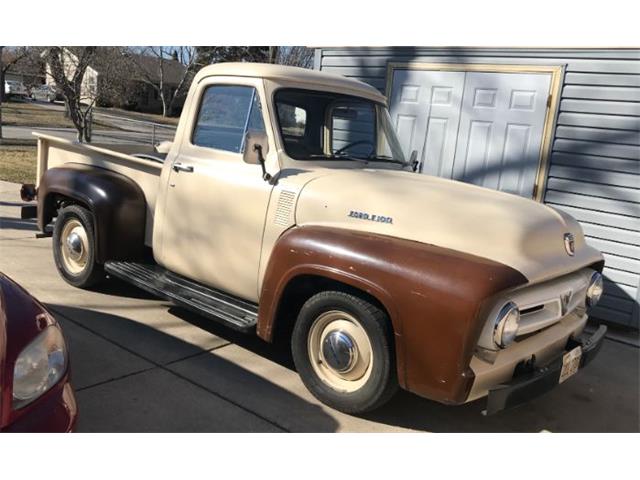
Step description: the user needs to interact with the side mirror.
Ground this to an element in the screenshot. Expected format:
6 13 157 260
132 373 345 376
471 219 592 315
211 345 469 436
243 131 269 165
243 131 271 181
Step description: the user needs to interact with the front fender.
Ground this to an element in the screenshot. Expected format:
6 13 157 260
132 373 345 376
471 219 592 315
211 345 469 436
258 226 528 404
38 164 146 263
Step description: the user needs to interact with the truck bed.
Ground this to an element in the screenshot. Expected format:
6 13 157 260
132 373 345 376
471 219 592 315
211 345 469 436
33 133 164 246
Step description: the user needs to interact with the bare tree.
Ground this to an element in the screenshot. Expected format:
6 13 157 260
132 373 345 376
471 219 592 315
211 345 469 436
273 47 314 68
44 46 97 142
192 46 271 66
1 46 41 141
126 46 196 117
0 46 34 101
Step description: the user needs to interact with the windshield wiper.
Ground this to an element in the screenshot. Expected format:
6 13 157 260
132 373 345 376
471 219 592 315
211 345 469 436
308 153 369 164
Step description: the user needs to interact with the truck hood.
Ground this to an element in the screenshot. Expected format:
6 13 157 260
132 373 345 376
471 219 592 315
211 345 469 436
294 168 603 284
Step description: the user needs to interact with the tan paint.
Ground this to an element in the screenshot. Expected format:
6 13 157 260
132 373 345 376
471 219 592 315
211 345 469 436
384 62 564 202
153 75 279 301
294 168 602 286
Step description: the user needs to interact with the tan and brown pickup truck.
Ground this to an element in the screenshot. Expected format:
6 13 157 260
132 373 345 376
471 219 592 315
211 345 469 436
20 63 607 415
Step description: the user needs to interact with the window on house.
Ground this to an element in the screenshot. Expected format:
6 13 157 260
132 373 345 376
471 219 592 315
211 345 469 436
192 85 265 153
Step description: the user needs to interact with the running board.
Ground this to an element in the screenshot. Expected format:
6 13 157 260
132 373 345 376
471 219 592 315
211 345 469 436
104 261 258 332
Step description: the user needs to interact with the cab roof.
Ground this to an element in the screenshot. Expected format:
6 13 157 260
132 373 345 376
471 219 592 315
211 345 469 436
194 62 387 104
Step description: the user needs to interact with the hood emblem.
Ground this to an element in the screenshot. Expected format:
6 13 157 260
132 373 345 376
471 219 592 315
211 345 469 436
564 233 575 256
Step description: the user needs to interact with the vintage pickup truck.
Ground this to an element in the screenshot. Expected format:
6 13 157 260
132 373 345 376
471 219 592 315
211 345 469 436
20 63 607 415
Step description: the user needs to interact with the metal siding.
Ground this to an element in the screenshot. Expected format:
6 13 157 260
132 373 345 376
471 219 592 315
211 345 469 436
318 48 640 328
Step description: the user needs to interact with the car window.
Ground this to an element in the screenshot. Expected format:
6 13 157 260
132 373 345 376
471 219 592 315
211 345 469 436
192 85 265 153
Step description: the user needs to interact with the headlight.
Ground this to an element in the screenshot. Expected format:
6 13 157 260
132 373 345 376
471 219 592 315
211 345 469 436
12 325 67 409
493 302 520 349
586 271 604 308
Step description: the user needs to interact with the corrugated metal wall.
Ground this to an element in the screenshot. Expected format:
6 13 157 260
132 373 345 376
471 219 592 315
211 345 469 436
316 48 640 328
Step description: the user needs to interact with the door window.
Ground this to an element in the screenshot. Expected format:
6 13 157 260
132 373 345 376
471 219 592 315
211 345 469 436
192 85 265 153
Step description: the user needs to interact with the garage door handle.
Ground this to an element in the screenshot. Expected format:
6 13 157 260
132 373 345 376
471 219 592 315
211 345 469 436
173 163 194 173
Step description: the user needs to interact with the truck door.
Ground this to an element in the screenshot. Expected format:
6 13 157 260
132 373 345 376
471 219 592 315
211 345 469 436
156 78 276 302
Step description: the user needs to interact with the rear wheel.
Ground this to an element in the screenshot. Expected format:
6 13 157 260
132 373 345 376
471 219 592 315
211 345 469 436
292 291 398 414
53 204 104 288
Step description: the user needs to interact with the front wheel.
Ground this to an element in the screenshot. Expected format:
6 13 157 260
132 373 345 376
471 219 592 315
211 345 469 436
53 204 104 288
292 291 398 414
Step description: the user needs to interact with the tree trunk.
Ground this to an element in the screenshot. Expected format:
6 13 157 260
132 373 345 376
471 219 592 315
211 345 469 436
269 46 278 64
160 90 167 117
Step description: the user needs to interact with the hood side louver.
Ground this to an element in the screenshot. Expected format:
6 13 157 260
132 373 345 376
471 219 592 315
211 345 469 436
274 190 296 227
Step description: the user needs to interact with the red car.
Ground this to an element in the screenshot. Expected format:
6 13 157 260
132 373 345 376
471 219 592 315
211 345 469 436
0 273 77 432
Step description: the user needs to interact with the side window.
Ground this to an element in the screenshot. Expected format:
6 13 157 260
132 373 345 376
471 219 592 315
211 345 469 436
192 85 265 153
330 103 375 157
277 103 307 137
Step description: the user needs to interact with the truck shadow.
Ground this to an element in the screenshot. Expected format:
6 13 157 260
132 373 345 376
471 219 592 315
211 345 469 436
0 216 38 231
172 305 640 433
47 303 339 433
52 273 640 433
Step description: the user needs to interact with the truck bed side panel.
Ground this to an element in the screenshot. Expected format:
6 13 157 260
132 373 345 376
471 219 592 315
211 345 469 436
35 135 162 246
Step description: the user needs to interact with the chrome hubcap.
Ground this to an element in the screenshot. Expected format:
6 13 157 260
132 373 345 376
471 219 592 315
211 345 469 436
66 232 84 261
60 219 89 275
308 310 373 393
321 330 357 373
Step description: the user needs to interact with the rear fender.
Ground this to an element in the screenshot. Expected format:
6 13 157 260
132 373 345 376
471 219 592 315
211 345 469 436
38 164 146 263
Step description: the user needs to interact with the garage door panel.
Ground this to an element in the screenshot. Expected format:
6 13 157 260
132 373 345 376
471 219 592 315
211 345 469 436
390 70 464 167
499 123 533 193
395 114 418 157
422 117 450 176
456 120 493 184
452 72 552 197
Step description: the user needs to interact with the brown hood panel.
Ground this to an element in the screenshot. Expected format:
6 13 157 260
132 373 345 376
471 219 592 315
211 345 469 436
258 226 527 404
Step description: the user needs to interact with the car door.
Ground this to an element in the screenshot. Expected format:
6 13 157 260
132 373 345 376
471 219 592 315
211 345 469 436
157 78 276 302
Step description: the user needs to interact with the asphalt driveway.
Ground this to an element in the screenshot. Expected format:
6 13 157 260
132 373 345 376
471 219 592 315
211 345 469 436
0 179 638 432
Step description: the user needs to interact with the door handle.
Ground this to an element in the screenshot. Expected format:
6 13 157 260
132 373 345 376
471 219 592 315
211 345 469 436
172 162 194 173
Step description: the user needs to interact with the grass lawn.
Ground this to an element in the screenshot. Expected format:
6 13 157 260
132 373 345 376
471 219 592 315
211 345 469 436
0 145 37 184
1 100 74 128
1 100 118 131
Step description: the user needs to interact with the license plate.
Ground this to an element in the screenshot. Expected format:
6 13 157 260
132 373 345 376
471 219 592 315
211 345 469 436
559 346 582 383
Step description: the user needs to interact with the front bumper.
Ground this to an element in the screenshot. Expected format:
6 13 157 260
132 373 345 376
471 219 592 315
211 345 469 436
1 380 78 433
484 324 607 415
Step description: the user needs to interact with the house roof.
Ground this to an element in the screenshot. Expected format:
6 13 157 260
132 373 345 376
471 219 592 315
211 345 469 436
194 62 387 103
91 51 187 86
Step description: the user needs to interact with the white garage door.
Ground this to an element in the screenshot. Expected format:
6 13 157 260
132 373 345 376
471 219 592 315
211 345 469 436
389 69 552 198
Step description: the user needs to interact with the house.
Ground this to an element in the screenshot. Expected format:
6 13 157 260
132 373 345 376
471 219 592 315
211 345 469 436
1 49 45 88
314 47 640 329
44 48 187 114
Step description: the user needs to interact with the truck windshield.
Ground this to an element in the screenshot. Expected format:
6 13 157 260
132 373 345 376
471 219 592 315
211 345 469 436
274 88 406 165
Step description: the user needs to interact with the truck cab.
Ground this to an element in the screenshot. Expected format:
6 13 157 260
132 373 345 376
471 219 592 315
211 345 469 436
154 64 407 302
22 63 607 415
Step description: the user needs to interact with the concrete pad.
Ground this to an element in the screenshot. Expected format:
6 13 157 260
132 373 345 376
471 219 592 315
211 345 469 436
168 343 410 432
55 316 154 390
75 368 281 432
360 339 640 432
